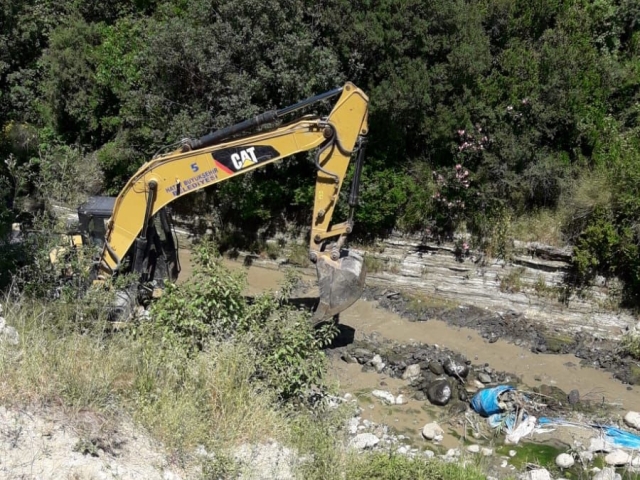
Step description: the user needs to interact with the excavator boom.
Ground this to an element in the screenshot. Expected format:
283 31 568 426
97 83 369 322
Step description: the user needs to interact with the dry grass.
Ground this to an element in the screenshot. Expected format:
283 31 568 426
0 298 285 460
510 209 565 246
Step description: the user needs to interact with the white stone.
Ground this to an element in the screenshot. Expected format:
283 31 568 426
421 422 444 441
624 411 640 431
371 354 383 366
0 317 19 346
589 437 614 453
521 468 552 480
397 446 409 455
580 451 594 463
500 460 508 468
445 448 460 457
348 433 380 450
372 390 396 405
402 364 422 381
348 417 359 435
394 394 407 405
556 453 574 468
509 450 517 457
466 444 480 453
592 467 618 480
424 450 435 458
604 449 630 466
481 447 493 456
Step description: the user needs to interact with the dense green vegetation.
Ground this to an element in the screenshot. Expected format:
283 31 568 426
1 0 639 304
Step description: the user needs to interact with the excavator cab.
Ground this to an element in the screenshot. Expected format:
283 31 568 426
77 196 115 248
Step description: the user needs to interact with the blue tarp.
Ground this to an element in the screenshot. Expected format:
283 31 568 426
538 417 640 450
470 385 516 417
601 427 640 449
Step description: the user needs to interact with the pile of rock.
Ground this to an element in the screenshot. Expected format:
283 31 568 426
342 338 516 408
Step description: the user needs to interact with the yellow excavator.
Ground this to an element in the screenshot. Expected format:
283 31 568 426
67 82 369 322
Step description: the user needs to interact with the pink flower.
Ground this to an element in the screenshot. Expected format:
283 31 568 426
456 164 462 170
462 242 469 250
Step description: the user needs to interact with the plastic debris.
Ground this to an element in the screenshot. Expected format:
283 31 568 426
470 385 516 417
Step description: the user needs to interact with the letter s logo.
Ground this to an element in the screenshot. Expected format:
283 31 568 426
190 163 199 172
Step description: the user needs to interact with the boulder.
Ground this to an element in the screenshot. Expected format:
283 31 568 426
592 467 619 480
426 380 452 406
421 422 444 441
568 389 580 405
624 411 640 431
443 358 469 378
520 468 551 480
477 372 492 384
604 449 630 466
0 317 19 346
428 361 444 375
372 390 396 405
589 437 614 453
466 444 480 453
402 364 422 381
556 453 574 468
348 433 380 450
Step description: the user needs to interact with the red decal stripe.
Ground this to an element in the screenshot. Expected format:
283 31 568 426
214 159 233 175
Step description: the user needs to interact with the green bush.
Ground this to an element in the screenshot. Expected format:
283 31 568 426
149 240 336 399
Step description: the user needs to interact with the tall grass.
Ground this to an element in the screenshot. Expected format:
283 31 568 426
0 297 285 461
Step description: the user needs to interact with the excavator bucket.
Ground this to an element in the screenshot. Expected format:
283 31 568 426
312 251 366 323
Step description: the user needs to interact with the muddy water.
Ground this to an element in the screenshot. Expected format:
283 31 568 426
178 247 640 448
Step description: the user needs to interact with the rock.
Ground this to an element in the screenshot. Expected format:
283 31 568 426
579 451 594 463
352 348 373 363
421 422 444 441
556 453 574 468
395 394 407 405
481 447 493 456
443 358 469 378
397 445 409 455
341 352 358 364
466 444 480 453
426 380 452 406
589 437 614 453
624 411 640 431
424 450 435 458
402 364 422 381
0 317 19 346
477 372 492 384
428 361 444 375
348 433 380 450
520 468 551 480
446 448 460 457
413 391 427 401
592 467 618 480
604 449 630 466
509 450 517 457
372 390 396 404
568 389 580 405
370 354 386 373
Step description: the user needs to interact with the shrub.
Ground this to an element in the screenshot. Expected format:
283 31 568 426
149 240 336 400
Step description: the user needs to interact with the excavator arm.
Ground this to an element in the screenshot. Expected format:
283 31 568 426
98 82 369 321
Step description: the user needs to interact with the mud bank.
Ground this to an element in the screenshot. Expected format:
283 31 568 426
361 285 640 388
